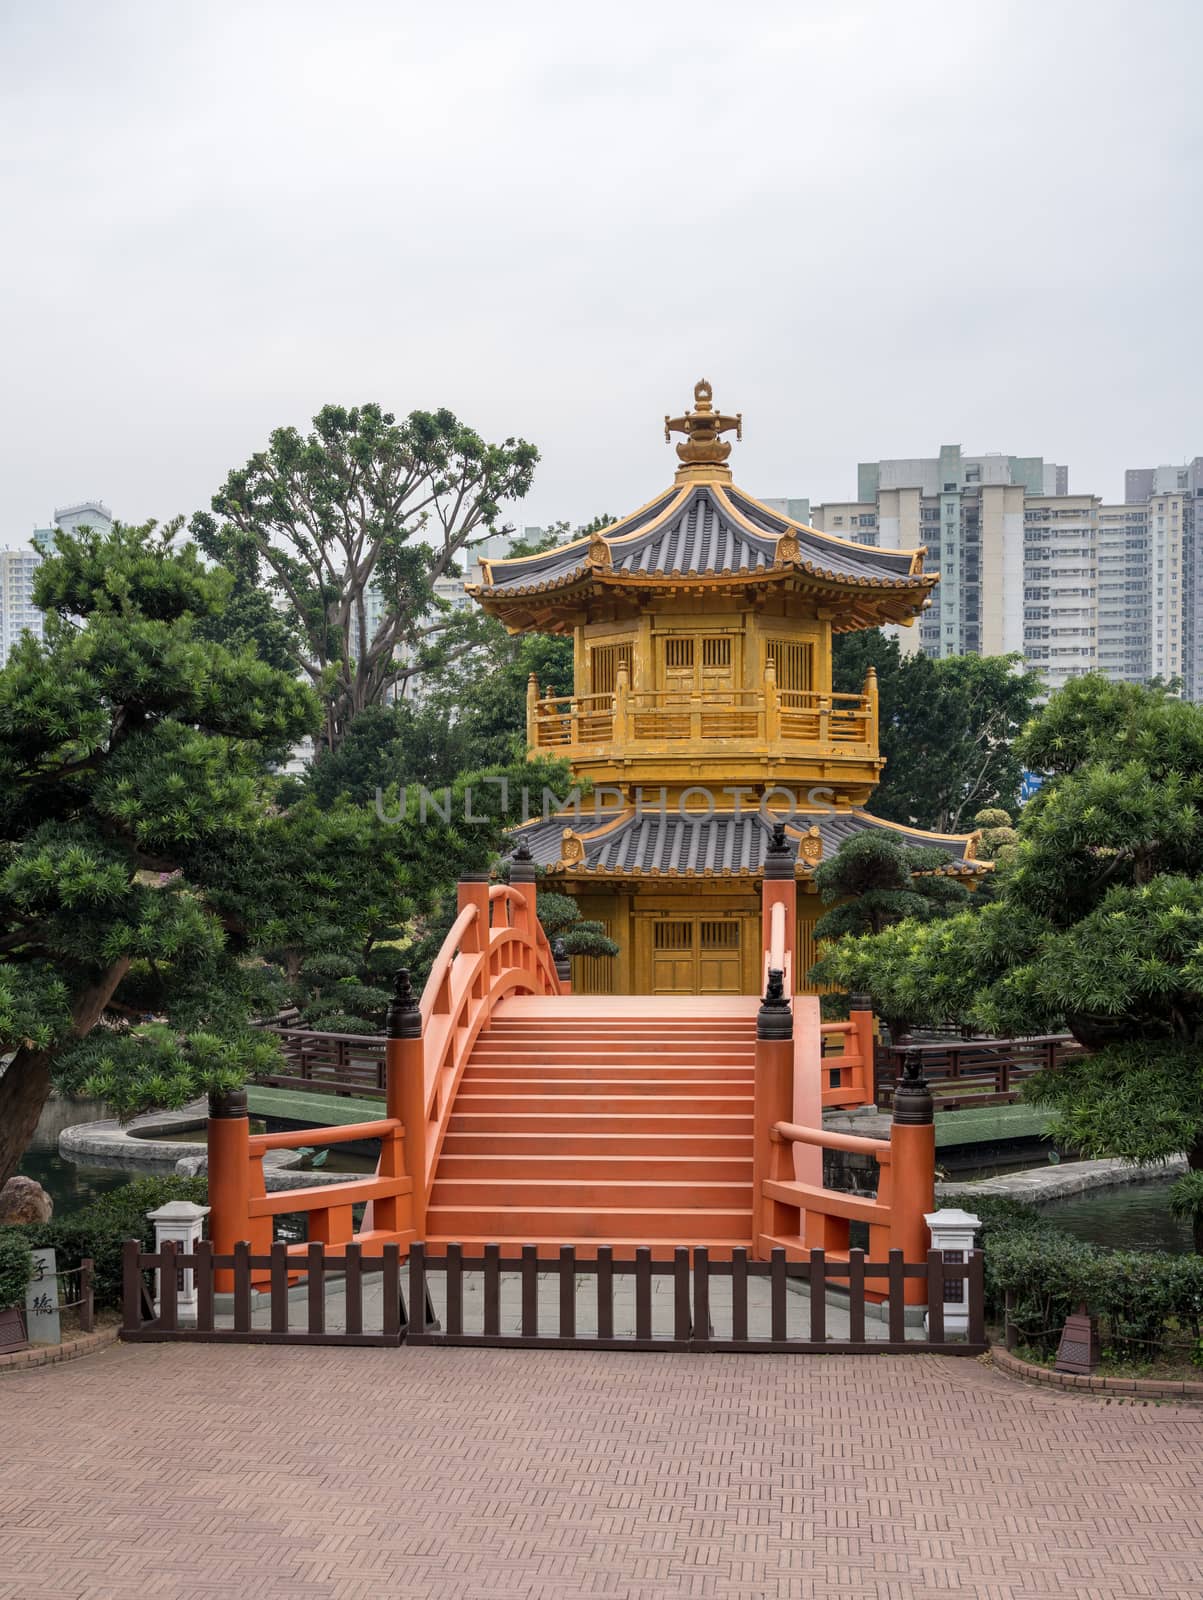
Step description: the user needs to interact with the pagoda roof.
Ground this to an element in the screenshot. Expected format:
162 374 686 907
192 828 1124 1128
510 808 988 881
470 380 938 632
477 482 924 590
470 380 940 630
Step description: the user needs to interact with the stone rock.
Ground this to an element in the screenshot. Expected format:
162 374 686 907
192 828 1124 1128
174 1155 207 1177
0 1175 54 1225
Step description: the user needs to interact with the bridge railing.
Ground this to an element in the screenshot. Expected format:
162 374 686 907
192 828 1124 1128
817 994 876 1109
398 874 562 1230
207 871 561 1281
753 864 935 1302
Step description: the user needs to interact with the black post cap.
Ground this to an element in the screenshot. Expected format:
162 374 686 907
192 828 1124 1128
385 968 423 1040
757 967 793 1040
509 837 537 884
891 1049 934 1126
763 821 797 881
849 993 872 1014
208 1087 248 1119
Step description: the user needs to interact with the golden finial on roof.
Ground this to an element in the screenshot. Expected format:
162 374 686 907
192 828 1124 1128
665 379 742 480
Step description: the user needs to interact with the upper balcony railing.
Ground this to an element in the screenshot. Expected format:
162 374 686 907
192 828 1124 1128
526 670 879 760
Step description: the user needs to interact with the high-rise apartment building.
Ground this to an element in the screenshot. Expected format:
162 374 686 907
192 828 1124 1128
811 447 1080 684
1096 502 1152 683
1125 462 1203 698
1 501 112 665
811 450 1203 699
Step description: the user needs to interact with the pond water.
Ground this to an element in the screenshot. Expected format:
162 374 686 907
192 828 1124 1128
19 1143 136 1214
19 1103 1194 1256
1035 1176 1191 1255
18 1099 133 1216
128 1124 379 1174
17 1100 380 1220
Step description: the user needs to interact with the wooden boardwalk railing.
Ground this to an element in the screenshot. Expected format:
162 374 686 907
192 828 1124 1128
874 1034 1084 1110
257 1029 387 1099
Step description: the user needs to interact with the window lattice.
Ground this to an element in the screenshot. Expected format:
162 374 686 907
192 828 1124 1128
766 639 813 692
591 642 633 696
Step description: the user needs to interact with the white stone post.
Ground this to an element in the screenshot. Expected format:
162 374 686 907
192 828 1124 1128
924 1208 980 1338
147 1201 210 1319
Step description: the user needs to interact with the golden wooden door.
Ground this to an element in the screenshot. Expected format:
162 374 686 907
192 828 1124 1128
640 916 743 994
699 635 736 698
660 636 695 700
648 918 695 992
696 918 742 992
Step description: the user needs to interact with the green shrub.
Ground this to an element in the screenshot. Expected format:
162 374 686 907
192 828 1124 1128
974 1195 1203 1361
0 1230 34 1309
2 1175 208 1312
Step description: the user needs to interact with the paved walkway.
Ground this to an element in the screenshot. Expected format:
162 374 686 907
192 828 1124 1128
2 1343 1201 1599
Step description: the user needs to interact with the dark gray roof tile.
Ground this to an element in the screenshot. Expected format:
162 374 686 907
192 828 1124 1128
475 484 926 597
511 809 981 876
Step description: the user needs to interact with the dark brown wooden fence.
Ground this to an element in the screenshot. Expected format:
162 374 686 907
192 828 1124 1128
120 1239 418 1347
121 1239 986 1356
407 1244 984 1354
257 1028 387 1099
874 1034 1083 1111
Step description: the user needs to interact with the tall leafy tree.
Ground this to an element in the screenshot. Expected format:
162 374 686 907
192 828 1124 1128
833 632 1041 830
816 676 1203 1249
191 402 538 753
296 515 616 795
197 754 577 1034
412 515 614 770
0 520 316 1186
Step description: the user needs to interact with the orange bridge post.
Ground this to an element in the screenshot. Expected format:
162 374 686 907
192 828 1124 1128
552 939 573 994
889 1049 936 1305
207 1088 253 1291
508 845 539 986
848 993 877 1107
752 970 795 1252
386 968 426 1241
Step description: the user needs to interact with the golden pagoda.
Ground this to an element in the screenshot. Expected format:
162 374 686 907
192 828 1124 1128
468 380 987 996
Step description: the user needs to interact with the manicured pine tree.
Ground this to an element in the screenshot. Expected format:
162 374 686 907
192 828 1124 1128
816 676 1203 1251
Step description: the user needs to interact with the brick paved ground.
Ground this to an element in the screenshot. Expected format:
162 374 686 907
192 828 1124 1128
2 1343 1201 1599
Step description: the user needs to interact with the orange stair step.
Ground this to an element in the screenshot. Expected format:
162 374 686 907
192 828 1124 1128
420 1238 753 1262
440 1130 752 1157
429 1178 751 1208
434 1154 754 1181
460 1064 753 1082
452 1093 751 1115
446 1112 753 1135
425 1205 753 1241
458 1082 752 1100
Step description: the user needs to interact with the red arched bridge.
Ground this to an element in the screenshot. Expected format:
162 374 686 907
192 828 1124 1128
206 854 936 1307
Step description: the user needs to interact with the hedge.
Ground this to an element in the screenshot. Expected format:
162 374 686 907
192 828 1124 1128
971 1195 1203 1362
0 1229 34 1310
0 1176 209 1312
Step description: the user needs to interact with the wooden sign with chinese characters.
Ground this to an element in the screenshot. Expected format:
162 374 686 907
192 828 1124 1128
25 1248 61 1345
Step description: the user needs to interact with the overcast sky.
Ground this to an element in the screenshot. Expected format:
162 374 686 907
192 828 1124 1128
2 0 1199 546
